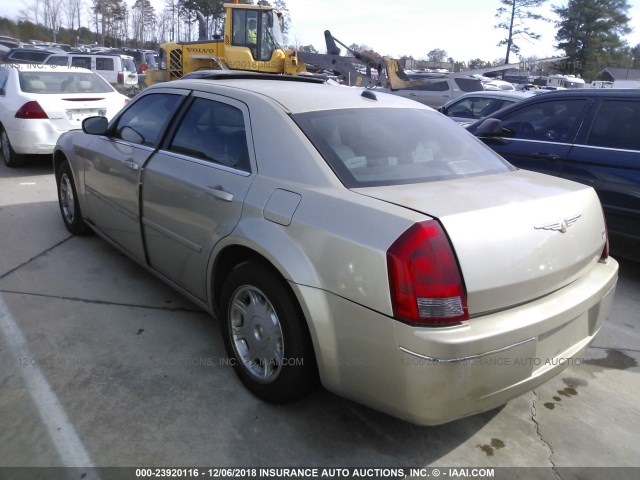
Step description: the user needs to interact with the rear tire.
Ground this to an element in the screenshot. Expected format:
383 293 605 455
1 126 24 168
220 262 318 403
56 160 91 235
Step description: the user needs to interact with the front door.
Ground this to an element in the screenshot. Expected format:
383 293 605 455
83 89 187 261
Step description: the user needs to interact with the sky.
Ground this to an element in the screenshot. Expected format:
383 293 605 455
2 0 640 63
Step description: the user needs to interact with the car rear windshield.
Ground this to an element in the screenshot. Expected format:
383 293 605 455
122 58 137 72
18 71 114 94
293 108 513 187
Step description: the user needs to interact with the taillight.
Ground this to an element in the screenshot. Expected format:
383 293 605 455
387 220 468 326
141 63 147 73
15 101 48 119
117 72 124 84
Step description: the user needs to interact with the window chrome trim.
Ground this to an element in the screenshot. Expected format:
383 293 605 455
158 148 252 177
573 143 640 154
498 137 573 147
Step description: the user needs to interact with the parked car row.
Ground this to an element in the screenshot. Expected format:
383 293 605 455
0 44 157 93
0 64 129 166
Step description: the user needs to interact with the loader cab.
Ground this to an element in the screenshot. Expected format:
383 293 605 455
226 3 286 69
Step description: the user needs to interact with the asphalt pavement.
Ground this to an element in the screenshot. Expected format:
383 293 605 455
1 158 639 479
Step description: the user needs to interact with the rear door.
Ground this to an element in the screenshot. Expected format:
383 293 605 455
141 93 254 301
478 96 593 177
564 97 640 239
82 88 188 261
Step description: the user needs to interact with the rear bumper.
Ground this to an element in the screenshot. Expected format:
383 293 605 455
294 257 618 425
6 121 60 155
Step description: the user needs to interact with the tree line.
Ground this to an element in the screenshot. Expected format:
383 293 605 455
1 0 638 81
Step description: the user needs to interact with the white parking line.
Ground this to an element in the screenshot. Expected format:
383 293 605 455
0 298 98 471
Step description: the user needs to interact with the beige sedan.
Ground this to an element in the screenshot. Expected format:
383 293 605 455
53 73 618 425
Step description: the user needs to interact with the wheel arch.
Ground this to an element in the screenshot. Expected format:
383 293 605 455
208 236 337 388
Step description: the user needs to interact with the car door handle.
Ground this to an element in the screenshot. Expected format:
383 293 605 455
123 160 139 170
409 93 417 96
532 153 560 160
207 185 233 202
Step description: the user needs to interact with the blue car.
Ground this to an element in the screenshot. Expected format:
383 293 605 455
468 89 640 258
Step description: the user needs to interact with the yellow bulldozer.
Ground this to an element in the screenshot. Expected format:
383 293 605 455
146 1 387 88
147 1 306 86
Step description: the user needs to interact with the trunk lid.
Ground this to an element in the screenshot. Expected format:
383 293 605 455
355 170 607 315
35 94 119 131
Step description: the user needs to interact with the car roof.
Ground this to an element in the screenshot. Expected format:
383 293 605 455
527 88 640 98
7 47 62 54
163 77 428 114
457 90 532 100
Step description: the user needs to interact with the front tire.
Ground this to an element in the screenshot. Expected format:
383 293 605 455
56 160 91 235
1 126 24 168
220 262 318 403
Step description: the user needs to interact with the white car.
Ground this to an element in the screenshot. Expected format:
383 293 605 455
0 64 129 167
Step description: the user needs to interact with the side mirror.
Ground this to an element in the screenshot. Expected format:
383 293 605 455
437 106 447 114
82 116 109 135
475 118 504 137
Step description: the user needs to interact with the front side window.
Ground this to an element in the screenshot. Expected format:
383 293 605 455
454 78 484 92
498 99 587 142
232 9 259 47
586 100 640 151
46 55 69 66
113 93 183 147
446 97 496 119
294 108 512 187
231 9 273 61
169 97 250 171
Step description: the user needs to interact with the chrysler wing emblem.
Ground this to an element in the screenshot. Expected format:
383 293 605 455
535 214 581 233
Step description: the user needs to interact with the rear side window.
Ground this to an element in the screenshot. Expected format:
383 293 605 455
586 100 640 151
446 97 497 119
408 80 448 91
169 97 250 171
113 93 183 147
454 77 484 92
95 57 115 71
71 57 92 69
294 108 512 187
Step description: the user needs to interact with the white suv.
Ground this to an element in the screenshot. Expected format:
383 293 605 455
45 53 138 94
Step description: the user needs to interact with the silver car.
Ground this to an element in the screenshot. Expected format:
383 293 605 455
53 74 618 426
437 90 533 126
